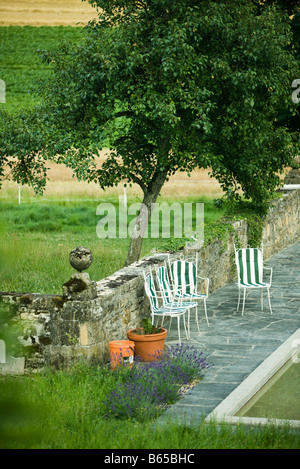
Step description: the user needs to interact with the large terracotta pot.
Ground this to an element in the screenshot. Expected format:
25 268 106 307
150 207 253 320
126 327 167 362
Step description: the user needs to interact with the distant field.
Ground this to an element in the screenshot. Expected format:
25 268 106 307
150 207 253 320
0 0 97 26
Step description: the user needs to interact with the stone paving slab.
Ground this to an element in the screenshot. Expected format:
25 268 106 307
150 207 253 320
157 241 300 426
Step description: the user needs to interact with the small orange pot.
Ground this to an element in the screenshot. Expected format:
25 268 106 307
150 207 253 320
109 340 135 369
126 328 167 362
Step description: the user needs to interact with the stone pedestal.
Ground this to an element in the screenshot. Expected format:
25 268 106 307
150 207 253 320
63 271 97 301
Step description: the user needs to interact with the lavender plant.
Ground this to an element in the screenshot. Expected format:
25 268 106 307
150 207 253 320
103 344 212 422
165 344 212 382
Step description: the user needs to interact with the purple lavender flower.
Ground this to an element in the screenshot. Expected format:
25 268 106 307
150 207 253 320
103 344 213 422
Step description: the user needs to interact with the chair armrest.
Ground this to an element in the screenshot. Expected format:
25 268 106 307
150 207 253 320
263 267 273 286
197 276 209 296
168 292 184 310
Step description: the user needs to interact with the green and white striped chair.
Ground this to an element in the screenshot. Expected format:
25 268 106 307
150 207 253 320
168 253 210 328
144 271 190 344
156 263 198 338
234 244 273 315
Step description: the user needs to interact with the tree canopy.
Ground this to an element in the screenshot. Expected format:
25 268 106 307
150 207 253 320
1 0 299 264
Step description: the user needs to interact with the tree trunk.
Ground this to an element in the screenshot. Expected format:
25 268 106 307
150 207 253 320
125 170 167 266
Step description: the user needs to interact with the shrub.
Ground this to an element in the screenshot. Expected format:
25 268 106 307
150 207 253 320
103 344 212 422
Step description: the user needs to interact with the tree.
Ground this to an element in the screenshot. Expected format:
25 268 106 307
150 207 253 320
1 0 299 265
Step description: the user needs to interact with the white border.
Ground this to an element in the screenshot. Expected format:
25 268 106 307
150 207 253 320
205 328 300 429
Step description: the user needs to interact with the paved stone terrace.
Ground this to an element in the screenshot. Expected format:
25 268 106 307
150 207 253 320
158 241 300 426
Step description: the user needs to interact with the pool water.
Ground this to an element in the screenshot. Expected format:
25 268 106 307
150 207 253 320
237 360 300 420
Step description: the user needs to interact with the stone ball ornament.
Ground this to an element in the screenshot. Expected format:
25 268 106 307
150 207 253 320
69 246 93 272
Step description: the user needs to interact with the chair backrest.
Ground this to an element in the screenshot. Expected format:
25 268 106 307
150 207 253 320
156 264 173 304
144 272 159 312
170 260 197 295
235 247 263 285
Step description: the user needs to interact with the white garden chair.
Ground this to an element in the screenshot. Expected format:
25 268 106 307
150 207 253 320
155 263 198 338
234 244 273 315
144 270 190 344
167 253 210 328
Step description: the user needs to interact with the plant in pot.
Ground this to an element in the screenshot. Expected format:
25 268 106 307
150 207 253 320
127 317 167 362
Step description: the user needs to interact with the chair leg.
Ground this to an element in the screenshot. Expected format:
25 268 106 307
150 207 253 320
195 305 200 333
203 299 209 327
183 313 189 340
237 288 241 311
177 316 181 345
267 288 272 315
242 289 246 316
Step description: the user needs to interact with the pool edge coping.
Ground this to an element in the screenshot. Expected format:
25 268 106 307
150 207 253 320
205 327 300 429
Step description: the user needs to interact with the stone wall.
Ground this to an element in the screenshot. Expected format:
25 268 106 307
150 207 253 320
0 188 299 373
263 188 300 259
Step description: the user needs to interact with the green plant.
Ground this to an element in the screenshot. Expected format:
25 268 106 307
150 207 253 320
160 235 189 253
134 317 162 335
65 333 78 346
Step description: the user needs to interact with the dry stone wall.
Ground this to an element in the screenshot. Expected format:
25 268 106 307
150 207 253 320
0 188 299 373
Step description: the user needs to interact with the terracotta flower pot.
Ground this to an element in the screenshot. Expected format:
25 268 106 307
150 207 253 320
127 327 167 362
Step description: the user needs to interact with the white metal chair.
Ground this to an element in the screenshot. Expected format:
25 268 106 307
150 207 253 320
155 263 198 338
144 270 190 344
234 244 273 315
168 253 210 327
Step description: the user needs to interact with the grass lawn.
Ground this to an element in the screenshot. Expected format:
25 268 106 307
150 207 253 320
0 195 224 293
1 360 299 449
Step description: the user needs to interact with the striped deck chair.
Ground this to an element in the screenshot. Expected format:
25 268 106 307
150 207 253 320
234 245 273 315
144 271 190 344
168 253 210 327
156 263 198 338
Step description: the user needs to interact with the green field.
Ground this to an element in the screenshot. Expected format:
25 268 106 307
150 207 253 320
0 26 85 112
0 195 224 293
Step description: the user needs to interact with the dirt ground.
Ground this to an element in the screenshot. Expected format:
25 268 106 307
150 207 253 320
0 0 223 199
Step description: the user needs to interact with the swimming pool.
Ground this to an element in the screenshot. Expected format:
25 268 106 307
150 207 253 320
205 328 300 429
